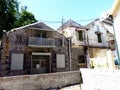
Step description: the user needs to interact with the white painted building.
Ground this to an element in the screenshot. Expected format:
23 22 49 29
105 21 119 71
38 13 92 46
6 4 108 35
58 19 115 69
101 0 120 69
86 19 115 69
109 0 120 68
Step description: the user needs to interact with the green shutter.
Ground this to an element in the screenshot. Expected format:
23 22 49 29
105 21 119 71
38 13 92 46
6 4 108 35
78 31 83 41
97 34 102 43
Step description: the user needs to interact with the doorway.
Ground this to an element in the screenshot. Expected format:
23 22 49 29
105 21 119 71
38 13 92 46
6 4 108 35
31 53 50 74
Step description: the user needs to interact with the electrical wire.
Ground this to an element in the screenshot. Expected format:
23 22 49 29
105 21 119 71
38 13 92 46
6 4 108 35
37 18 102 24
37 12 120 24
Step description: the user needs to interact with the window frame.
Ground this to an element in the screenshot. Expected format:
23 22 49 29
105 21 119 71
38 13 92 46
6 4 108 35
16 34 22 44
97 34 102 43
78 31 83 41
36 31 47 38
56 54 65 68
78 55 85 64
11 53 24 70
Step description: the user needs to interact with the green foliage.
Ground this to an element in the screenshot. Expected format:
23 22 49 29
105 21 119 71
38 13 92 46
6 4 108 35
97 34 102 43
0 1 37 39
0 0 18 38
78 31 83 41
15 6 37 27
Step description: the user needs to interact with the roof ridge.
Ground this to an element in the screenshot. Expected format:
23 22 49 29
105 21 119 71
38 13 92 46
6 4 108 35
57 19 85 30
11 21 54 31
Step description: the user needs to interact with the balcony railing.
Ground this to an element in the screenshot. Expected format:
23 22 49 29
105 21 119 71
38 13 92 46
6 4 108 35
28 37 55 47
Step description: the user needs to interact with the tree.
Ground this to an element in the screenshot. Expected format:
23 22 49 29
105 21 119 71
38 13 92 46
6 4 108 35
0 0 18 38
15 6 37 27
0 1 37 39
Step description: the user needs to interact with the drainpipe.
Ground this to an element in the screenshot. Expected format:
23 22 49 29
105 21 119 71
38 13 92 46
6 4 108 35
86 28 91 68
109 15 120 69
67 37 72 71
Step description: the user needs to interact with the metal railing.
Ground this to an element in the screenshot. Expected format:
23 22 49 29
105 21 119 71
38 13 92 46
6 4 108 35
28 37 55 47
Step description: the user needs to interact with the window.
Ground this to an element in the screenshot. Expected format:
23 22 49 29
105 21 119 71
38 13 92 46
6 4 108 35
33 61 39 69
56 38 62 47
41 60 47 68
16 35 22 44
37 31 46 38
32 59 47 69
97 34 102 43
11 54 24 70
57 54 65 68
96 25 100 31
78 31 83 41
78 55 85 63
59 39 63 46
111 40 115 44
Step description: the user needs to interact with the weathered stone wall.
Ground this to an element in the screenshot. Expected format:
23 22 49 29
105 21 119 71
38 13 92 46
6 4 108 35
71 46 87 70
0 28 30 76
0 28 70 76
0 32 10 76
53 32 69 72
0 71 81 90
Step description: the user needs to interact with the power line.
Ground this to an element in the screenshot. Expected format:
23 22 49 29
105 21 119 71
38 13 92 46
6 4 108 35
37 18 102 24
38 20 61 23
76 18 98 22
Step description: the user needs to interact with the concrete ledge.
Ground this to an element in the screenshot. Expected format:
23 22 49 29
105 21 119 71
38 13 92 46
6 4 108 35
0 71 81 90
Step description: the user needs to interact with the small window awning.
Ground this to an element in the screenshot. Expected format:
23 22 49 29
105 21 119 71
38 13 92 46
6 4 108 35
76 28 86 31
32 52 51 55
95 31 103 34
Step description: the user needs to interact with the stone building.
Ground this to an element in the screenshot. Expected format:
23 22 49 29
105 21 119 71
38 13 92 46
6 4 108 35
58 19 88 70
0 22 70 76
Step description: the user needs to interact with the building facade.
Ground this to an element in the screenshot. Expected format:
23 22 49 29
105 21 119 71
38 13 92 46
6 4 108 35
0 19 116 77
59 19 115 69
107 0 120 68
58 19 88 70
86 19 115 69
0 22 70 76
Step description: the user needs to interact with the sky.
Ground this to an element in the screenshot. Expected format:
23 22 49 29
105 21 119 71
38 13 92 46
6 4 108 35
18 0 114 29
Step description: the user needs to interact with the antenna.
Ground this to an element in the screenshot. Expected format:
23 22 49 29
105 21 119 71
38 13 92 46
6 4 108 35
62 16 64 30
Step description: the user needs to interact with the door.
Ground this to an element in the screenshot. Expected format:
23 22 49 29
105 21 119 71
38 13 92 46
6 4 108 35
32 55 49 74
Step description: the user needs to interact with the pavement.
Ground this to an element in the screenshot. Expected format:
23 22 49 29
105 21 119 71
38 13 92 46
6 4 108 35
60 84 81 90
80 68 120 90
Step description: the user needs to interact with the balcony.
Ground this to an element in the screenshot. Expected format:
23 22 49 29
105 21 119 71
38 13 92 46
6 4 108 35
28 37 55 47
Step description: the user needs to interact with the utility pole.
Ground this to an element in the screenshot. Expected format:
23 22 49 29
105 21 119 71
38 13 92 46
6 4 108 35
86 28 91 68
61 17 72 70
62 16 64 30
68 19 72 70
62 17 64 47
68 37 72 71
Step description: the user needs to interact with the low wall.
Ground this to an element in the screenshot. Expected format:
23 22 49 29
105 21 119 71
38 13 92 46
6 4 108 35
0 71 81 90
